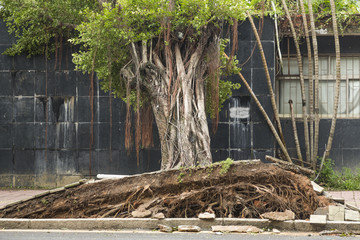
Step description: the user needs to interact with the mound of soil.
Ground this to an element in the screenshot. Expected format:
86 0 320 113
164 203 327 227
0 160 327 219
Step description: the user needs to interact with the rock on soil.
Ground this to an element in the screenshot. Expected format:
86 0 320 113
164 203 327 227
0 160 327 219
261 210 295 221
178 225 201 232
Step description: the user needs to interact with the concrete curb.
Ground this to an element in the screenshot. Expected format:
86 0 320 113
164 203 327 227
1 218 360 232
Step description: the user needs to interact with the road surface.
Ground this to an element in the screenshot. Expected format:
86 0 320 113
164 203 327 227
0 230 358 240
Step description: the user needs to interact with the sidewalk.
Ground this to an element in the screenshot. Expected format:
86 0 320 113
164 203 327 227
0 190 46 209
326 191 360 207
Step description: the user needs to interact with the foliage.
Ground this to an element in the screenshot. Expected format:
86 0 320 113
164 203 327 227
0 0 98 57
219 158 234 175
315 158 360 190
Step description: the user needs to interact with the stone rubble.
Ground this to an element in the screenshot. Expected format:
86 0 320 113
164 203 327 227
261 210 295 221
178 225 201 232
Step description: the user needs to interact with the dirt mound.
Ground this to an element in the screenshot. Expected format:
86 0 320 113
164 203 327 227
0 160 327 219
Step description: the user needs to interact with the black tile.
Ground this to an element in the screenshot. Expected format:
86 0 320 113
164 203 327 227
0 97 13 123
251 41 275 69
252 67 275 95
34 96 48 122
14 97 34 122
13 55 34 70
14 71 35 96
78 123 92 149
230 122 251 149
258 17 275 41
210 123 229 149
96 123 111 149
230 149 252 160
250 95 274 123
110 123 124 150
34 123 49 149
253 122 274 149
14 150 35 174
0 149 13 174
34 150 57 174
0 124 13 148
211 149 230 163
96 97 110 123
14 123 34 149
238 20 252 41
0 45 14 70
34 72 47 95
54 71 76 96
77 96 93 123
56 150 78 174
0 72 13 96
237 40 252 69
78 150 98 176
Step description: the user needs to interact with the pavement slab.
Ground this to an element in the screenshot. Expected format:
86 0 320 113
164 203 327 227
0 190 47 209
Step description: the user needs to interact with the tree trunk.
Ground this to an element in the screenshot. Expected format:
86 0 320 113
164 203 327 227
324 0 341 159
308 0 320 168
289 100 303 165
124 31 217 170
281 0 311 163
299 0 314 165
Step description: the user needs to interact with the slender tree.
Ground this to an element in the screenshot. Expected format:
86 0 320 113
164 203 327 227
324 0 341 159
307 0 320 167
281 0 311 163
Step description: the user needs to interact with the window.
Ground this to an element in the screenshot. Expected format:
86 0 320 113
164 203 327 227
277 56 360 118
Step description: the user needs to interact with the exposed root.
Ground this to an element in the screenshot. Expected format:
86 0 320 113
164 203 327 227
0 161 326 219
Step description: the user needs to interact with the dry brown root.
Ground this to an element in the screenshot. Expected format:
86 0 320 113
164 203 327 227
1 161 326 219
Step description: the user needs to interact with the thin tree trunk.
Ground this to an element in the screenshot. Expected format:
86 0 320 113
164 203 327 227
299 0 314 165
224 53 292 163
323 0 341 159
246 12 286 148
281 0 311 163
308 0 320 168
289 100 303 166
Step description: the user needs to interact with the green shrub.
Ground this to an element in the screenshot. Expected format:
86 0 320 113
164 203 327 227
315 158 360 190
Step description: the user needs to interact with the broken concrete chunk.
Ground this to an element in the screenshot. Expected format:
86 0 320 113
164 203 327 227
131 209 152 218
313 207 329 216
158 224 172 233
345 209 360 221
310 215 327 224
328 205 345 221
272 228 281 234
65 182 81 189
178 225 201 232
331 197 345 204
198 212 215 220
261 210 295 221
311 181 324 195
153 212 165 219
49 187 65 193
346 203 360 212
211 225 262 233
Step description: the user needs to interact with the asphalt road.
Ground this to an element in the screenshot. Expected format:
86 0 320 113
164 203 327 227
0 230 358 240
